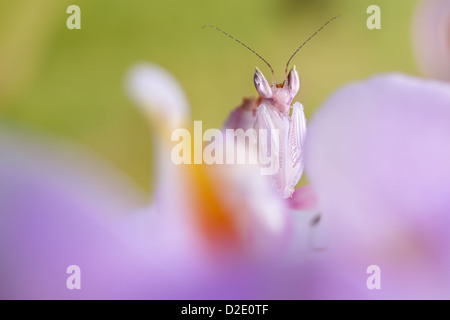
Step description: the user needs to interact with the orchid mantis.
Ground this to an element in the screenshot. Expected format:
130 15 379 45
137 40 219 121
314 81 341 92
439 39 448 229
204 16 339 198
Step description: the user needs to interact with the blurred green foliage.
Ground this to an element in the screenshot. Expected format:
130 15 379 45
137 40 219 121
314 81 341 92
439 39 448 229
0 0 418 194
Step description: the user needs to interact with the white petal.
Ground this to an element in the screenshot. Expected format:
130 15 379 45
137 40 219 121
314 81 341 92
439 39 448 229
125 63 190 128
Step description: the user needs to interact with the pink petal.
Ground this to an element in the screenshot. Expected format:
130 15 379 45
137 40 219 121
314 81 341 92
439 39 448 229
287 185 319 211
306 73 450 298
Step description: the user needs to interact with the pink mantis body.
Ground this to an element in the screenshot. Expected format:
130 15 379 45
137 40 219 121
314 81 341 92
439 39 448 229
205 16 338 199
253 66 305 198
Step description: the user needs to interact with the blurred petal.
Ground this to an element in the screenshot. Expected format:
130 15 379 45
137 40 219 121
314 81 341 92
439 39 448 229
125 63 191 224
126 63 190 130
287 185 319 211
306 73 450 298
0 125 148 298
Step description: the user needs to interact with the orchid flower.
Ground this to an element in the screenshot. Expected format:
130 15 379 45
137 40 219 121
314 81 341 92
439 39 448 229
3 54 450 299
306 73 450 299
0 63 318 299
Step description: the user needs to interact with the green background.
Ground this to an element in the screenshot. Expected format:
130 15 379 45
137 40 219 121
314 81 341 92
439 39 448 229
0 0 419 194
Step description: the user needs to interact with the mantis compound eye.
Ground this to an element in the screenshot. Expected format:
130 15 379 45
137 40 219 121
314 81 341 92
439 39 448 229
254 67 273 99
287 65 300 97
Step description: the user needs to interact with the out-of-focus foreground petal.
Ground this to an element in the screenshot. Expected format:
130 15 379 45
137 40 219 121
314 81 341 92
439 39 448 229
0 124 150 298
412 0 450 81
126 63 190 130
287 185 319 211
306 73 450 298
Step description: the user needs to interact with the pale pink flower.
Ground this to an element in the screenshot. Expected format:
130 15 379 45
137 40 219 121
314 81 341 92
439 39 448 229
306 73 450 298
10 64 450 299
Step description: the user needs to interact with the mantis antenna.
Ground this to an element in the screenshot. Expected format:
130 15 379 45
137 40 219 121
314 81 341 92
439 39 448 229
202 25 275 84
284 15 341 79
